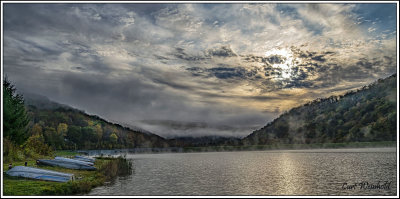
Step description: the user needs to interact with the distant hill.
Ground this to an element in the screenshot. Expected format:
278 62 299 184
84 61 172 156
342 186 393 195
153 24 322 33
20 73 397 150
23 92 71 110
23 93 169 150
243 74 397 145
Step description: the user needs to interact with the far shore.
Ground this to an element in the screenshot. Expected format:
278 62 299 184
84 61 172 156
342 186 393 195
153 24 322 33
73 141 397 155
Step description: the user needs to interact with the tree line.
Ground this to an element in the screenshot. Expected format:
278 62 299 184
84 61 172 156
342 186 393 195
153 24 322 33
3 78 168 162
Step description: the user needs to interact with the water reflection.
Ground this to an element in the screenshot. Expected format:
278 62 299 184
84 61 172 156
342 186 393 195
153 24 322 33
278 153 299 195
88 148 397 196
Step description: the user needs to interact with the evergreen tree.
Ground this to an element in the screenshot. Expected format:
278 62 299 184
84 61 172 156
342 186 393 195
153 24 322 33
3 78 30 145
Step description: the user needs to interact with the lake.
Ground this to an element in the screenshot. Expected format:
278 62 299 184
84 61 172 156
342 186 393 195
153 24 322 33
87 147 397 196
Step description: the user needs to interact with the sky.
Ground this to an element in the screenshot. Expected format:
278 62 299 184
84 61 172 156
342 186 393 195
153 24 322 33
2 2 398 138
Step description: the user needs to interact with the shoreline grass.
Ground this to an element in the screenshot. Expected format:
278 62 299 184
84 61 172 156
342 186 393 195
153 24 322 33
3 155 132 196
54 150 80 157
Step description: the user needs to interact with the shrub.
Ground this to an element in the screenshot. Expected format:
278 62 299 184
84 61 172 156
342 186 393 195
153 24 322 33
3 138 25 162
24 134 53 156
99 156 132 182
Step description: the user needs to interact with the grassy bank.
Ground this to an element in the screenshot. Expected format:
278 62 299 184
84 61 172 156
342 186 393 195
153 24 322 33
3 154 132 196
181 141 397 153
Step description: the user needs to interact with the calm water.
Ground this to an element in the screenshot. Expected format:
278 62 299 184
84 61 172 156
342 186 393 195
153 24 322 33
88 147 397 196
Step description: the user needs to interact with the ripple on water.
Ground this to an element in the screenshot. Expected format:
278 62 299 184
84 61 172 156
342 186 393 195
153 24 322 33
87 148 397 196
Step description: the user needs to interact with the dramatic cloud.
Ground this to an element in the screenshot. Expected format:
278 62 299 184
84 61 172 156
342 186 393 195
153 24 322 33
3 3 397 138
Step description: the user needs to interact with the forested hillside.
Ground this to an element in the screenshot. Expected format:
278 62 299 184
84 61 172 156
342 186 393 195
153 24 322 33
3 73 397 158
243 74 397 145
24 95 169 150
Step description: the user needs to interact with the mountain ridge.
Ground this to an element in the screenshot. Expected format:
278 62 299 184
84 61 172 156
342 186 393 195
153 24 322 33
242 73 397 145
22 93 169 150
20 73 397 149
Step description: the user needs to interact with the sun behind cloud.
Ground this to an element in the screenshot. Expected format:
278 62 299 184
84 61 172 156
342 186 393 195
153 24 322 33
264 48 297 80
2 3 397 138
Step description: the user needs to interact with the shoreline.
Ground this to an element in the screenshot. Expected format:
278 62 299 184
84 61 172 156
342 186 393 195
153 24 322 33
75 141 397 155
3 155 132 196
180 141 397 153
3 141 395 196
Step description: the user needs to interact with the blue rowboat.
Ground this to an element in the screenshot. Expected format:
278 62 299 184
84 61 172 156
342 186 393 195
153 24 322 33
6 166 74 182
74 155 95 163
55 157 94 166
37 159 97 171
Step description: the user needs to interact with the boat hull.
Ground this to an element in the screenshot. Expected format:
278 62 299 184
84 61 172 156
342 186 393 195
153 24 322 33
6 166 74 182
37 159 97 171
55 156 94 166
74 155 95 163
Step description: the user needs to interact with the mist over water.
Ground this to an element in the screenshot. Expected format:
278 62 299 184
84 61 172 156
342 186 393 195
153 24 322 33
88 147 396 196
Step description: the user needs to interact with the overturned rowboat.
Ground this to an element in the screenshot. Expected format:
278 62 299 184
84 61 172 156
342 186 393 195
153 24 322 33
55 156 94 166
74 155 95 163
37 159 97 171
6 166 74 182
